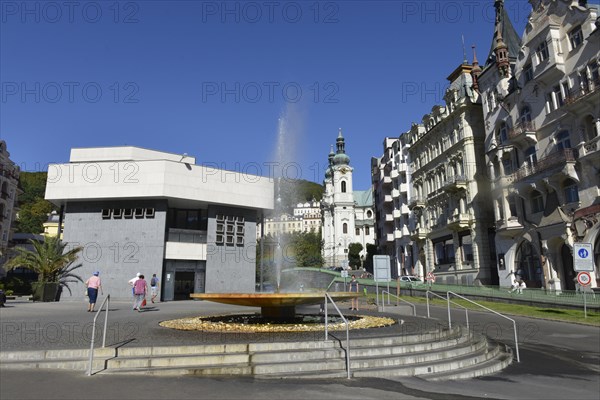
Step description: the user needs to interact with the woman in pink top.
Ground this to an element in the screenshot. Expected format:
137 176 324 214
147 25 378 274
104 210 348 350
133 275 147 312
85 271 103 312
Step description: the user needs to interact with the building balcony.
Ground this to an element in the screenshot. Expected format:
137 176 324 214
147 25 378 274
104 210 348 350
495 217 523 236
383 176 392 185
507 121 537 145
399 183 408 193
512 148 577 183
410 227 430 241
391 169 399 179
392 209 402 218
385 213 394 222
565 78 600 111
446 213 472 230
577 136 600 160
392 189 400 199
442 175 468 192
397 163 407 173
408 196 426 209
385 233 395 243
383 194 393 203
534 55 565 85
394 227 410 239
399 204 410 214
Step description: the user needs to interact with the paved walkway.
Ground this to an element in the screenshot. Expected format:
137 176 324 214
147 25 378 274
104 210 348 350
1 298 599 400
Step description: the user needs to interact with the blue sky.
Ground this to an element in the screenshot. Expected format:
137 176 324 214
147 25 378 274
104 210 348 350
1 0 530 190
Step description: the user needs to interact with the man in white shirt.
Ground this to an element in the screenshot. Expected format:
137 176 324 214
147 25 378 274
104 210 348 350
128 272 141 298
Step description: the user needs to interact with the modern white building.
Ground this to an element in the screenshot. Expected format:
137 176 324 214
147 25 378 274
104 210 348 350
45 146 274 300
322 130 375 267
479 0 600 289
0 140 20 274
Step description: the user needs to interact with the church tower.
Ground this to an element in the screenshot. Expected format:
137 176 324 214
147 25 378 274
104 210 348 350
322 129 356 267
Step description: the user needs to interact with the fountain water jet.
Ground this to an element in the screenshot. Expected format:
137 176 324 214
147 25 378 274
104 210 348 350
191 106 359 321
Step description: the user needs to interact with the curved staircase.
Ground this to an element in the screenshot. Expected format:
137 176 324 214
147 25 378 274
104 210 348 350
0 324 512 380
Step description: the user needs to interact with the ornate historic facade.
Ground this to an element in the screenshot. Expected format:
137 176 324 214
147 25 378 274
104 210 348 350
479 0 599 289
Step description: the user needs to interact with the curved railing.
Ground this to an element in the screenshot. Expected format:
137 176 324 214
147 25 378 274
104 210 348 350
324 293 351 379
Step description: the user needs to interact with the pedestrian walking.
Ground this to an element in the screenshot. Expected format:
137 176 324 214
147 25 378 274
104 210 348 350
128 272 141 298
133 274 147 312
150 274 160 303
348 274 359 311
85 271 103 312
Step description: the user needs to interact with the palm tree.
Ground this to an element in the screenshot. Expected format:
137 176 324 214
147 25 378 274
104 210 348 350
3 236 84 298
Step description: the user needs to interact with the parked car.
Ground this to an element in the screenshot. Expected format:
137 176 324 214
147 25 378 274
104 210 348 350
399 276 421 283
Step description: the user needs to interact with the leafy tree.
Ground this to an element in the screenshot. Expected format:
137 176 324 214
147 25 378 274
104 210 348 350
289 231 324 268
363 244 379 274
15 172 56 234
3 236 83 294
348 242 364 269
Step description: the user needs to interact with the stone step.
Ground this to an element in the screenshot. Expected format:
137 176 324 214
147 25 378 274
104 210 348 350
351 342 507 378
350 336 488 369
424 344 514 381
0 326 512 380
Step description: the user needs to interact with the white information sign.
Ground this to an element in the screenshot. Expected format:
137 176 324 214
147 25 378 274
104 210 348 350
574 243 594 272
373 255 391 283
340 270 349 278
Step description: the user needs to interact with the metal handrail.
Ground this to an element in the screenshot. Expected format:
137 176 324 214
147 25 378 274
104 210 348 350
325 277 337 291
324 293 351 379
426 290 469 329
447 291 520 363
86 294 110 376
380 290 416 316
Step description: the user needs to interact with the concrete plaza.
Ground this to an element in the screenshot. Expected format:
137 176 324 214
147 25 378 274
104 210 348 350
0 298 598 399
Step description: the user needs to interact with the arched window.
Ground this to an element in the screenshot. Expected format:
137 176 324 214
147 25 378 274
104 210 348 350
341 181 347 193
343 223 348 234
563 179 579 203
531 190 544 213
516 241 543 287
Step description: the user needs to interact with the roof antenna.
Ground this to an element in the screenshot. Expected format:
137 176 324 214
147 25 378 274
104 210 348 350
462 34 468 64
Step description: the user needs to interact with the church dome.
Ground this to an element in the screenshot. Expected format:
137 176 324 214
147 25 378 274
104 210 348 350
333 153 350 165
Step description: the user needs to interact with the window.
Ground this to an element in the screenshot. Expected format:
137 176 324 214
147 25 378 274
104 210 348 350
169 209 208 230
524 63 533 83
520 106 532 124
556 130 571 151
563 179 579 203
536 40 549 63
366 210 372 218
343 223 348 234
434 237 455 264
365 226 370 235
341 181 347 193
569 26 584 51
531 191 544 213
525 146 537 168
508 195 518 217
553 85 565 108
502 157 514 175
355 228 360 236
460 235 473 262
101 209 111 219
498 123 508 143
